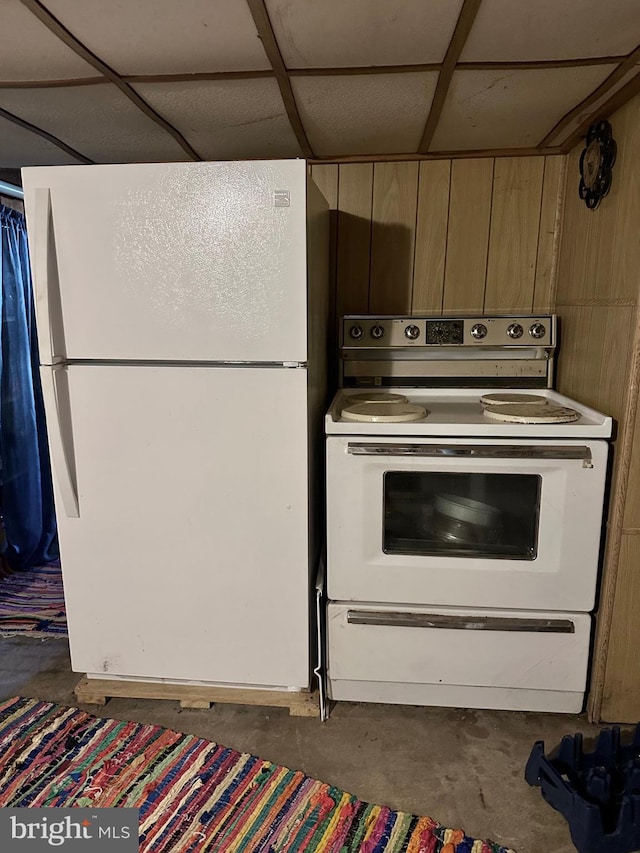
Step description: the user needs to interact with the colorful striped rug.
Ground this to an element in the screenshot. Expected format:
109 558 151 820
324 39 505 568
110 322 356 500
0 563 67 638
0 697 515 852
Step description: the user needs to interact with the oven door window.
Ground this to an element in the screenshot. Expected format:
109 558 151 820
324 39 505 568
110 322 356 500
384 472 541 559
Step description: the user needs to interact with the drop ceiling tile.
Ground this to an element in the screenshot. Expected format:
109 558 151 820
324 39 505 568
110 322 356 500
132 79 303 160
0 116 84 167
0 86 191 163
266 0 463 68
292 73 437 156
44 0 270 75
461 0 640 62
549 66 640 145
430 66 616 152
0 0 98 81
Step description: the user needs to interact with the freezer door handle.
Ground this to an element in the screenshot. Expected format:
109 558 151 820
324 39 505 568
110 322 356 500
40 366 79 518
347 443 593 467
346 611 575 633
33 187 65 364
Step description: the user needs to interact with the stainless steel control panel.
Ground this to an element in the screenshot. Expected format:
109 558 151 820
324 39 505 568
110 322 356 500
342 315 555 348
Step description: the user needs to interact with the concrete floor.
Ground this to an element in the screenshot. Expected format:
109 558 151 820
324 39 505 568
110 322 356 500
0 635 609 852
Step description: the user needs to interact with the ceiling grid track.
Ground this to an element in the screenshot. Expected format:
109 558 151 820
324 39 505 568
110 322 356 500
0 77 107 89
18 0 202 161
309 146 564 166
290 63 442 77
123 71 275 84
245 0 314 159
456 56 629 71
289 56 629 77
0 105 93 163
0 55 630 90
561 68 640 152
540 44 640 148
417 0 484 155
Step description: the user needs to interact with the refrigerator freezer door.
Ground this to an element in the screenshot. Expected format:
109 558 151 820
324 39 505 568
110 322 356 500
23 161 309 364
46 363 311 688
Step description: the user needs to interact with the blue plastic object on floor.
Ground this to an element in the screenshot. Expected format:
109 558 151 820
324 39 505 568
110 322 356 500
525 725 640 853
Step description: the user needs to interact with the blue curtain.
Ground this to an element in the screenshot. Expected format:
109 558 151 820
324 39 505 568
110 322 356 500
0 204 58 569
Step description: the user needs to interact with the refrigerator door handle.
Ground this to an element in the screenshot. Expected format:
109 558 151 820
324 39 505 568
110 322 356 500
40 366 80 518
34 187 64 365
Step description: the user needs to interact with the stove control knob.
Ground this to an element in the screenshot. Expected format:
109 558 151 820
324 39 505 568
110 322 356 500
529 322 546 339
404 324 420 340
507 323 524 339
471 323 488 340
349 324 364 340
370 324 385 340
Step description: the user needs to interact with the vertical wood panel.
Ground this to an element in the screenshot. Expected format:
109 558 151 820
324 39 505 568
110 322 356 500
412 160 451 314
601 534 640 722
560 96 640 723
310 164 338 209
623 416 640 533
555 144 595 304
589 307 640 723
336 164 373 316
442 158 493 314
624 408 640 529
610 103 640 303
533 156 565 312
310 166 338 300
557 102 640 306
555 305 635 425
311 164 339 382
369 162 419 314
484 157 545 312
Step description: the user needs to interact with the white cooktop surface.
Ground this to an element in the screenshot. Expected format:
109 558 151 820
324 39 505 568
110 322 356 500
325 388 613 438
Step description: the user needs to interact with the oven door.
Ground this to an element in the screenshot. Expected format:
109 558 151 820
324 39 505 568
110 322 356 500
326 436 609 611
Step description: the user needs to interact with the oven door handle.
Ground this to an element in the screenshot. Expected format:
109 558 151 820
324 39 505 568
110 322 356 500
346 443 593 468
346 611 575 633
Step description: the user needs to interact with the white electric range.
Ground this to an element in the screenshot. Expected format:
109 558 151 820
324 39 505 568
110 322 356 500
324 314 613 713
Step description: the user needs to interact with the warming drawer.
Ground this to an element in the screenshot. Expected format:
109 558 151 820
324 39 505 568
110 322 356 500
327 602 591 701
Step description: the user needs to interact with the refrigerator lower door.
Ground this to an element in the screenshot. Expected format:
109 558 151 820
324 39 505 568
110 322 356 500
43 363 312 689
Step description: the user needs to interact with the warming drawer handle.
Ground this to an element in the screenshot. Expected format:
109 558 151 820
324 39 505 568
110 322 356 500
346 443 593 467
346 611 575 633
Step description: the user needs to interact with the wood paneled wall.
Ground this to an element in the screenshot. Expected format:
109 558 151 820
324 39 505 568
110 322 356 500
311 155 564 333
554 94 640 723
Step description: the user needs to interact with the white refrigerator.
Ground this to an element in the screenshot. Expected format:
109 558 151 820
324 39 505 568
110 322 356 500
21 160 329 691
